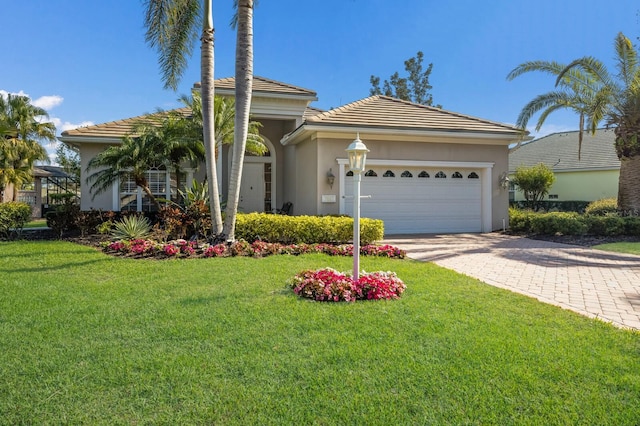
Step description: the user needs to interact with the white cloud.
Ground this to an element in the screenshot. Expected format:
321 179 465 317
32 95 64 111
50 118 94 132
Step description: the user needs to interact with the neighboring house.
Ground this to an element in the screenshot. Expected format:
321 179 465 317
508 129 620 203
59 76 522 235
5 166 79 218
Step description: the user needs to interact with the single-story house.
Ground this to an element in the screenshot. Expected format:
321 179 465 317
59 76 523 235
508 129 620 203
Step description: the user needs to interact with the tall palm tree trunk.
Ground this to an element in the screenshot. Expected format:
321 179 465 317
617 155 640 213
224 0 254 241
201 0 223 235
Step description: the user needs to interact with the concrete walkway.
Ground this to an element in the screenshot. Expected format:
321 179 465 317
384 233 640 330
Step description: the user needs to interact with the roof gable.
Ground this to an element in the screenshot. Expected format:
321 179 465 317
305 96 521 134
509 129 620 172
210 75 317 100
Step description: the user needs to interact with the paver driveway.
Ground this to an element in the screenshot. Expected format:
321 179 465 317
384 233 640 330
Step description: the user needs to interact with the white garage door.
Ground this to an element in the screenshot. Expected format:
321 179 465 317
344 167 482 234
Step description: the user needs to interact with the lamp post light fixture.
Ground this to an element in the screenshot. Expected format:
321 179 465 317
346 133 369 282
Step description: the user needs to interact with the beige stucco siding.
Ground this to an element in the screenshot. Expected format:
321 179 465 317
512 169 619 202
79 143 116 211
292 135 511 231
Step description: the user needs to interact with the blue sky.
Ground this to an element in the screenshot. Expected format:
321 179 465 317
1 0 639 161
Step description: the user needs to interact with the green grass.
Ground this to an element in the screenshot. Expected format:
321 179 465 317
23 218 48 229
593 241 640 255
1 241 639 425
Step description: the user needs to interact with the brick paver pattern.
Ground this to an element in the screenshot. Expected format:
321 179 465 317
384 233 640 330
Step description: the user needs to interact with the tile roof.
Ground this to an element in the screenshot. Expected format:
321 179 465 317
509 128 620 172
304 96 522 135
210 75 317 99
60 108 191 139
61 76 317 140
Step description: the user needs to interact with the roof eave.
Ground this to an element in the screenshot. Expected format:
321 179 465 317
281 123 523 146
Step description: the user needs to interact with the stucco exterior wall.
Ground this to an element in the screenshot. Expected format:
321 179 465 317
512 169 619 202
79 143 116 211
291 135 511 231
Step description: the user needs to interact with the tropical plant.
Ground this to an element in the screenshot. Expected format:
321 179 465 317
555 32 640 213
144 0 223 236
511 163 555 211
85 130 168 211
178 93 266 157
507 60 600 160
0 94 55 201
110 215 152 240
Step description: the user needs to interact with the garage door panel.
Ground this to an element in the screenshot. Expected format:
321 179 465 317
344 167 483 234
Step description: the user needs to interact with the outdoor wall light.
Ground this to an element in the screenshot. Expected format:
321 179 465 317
499 172 510 189
326 168 335 188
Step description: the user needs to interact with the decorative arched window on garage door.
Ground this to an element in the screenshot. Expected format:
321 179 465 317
452 171 463 179
364 169 377 177
418 171 430 178
401 170 413 178
468 172 479 179
346 170 353 176
383 170 395 177
435 171 446 178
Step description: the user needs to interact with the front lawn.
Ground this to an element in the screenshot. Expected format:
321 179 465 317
1 241 639 424
593 241 640 255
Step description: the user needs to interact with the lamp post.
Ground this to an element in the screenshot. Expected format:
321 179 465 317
346 133 369 282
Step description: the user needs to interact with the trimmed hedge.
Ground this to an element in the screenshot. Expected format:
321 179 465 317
0 202 32 239
510 200 590 213
509 209 640 236
235 213 384 244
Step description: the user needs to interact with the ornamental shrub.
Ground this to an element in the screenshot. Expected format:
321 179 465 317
508 207 533 233
0 202 32 239
290 268 406 302
235 213 384 244
585 198 618 216
110 215 152 240
586 215 626 236
529 212 587 235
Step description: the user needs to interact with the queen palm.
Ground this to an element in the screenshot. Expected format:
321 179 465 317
507 60 600 160
224 0 255 240
555 32 640 212
144 0 222 234
0 94 54 201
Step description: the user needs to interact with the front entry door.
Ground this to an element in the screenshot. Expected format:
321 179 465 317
238 163 264 213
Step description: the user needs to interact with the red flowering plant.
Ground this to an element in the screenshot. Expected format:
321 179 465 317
290 267 406 302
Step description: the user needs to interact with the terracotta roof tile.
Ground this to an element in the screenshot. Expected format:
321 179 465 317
305 96 521 134
509 129 620 171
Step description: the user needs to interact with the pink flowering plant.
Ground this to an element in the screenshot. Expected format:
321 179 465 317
290 267 406 302
102 239 406 260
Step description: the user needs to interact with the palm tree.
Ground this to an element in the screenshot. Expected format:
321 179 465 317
178 92 266 156
555 32 640 213
144 0 223 234
224 0 254 241
1 138 49 201
86 131 168 211
132 110 205 196
0 94 55 201
507 60 600 159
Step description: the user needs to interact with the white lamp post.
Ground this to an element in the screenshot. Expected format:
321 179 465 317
346 133 369 282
